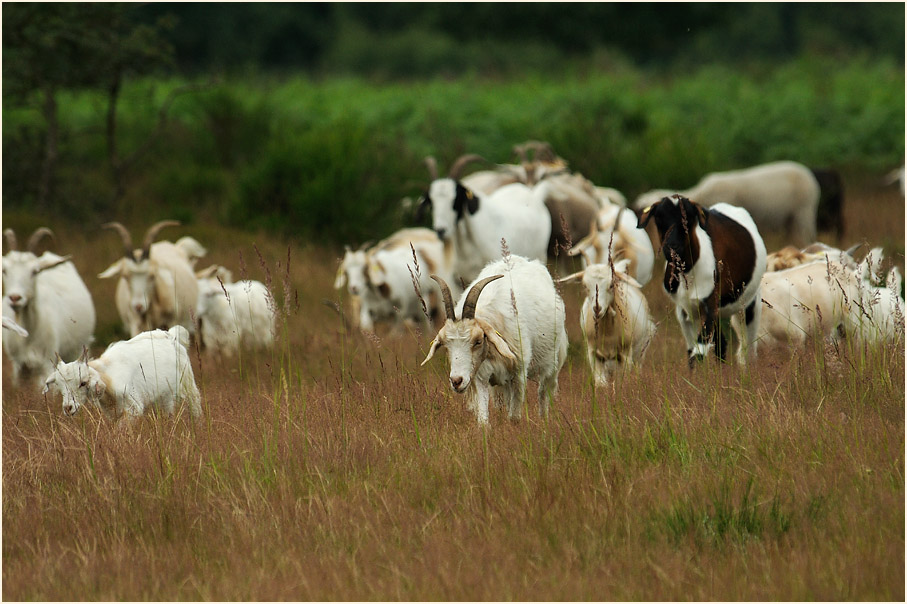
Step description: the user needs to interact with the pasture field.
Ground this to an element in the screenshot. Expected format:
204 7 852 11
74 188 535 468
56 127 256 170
2 179 904 600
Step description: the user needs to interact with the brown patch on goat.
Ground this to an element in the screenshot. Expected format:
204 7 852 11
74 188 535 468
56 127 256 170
767 245 809 271
705 211 757 308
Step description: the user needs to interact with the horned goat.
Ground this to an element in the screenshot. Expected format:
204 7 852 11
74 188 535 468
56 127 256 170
421 255 567 426
638 194 767 364
634 161 821 247
568 204 655 286
418 155 552 283
196 265 276 357
2 228 96 387
43 325 201 420
98 221 198 337
558 259 656 389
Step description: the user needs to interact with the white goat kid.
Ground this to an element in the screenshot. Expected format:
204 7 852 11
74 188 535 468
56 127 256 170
419 156 552 283
196 265 276 357
421 256 568 426
98 221 199 337
43 325 201 420
558 259 656 389
2 228 96 387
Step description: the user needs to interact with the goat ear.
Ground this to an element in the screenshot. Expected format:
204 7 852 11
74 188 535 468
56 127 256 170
557 270 584 284
696 204 708 228
613 258 632 275
420 335 444 366
98 260 123 279
454 184 478 217
484 328 517 367
42 375 55 395
195 264 220 280
333 264 347 289
637 203 656 228
37 254 71 273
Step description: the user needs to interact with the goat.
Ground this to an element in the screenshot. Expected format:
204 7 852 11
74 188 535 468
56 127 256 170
43 325 201 420
195 265 275 357
634 161 821 247
758 251 904 348
2 228 96 387
558 259 656 389
418 155 552 283
98 221 198 337
421 255 567 426
638 194 767 364
568 204 655 286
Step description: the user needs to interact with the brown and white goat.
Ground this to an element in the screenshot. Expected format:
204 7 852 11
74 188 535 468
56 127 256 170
638 195 767 364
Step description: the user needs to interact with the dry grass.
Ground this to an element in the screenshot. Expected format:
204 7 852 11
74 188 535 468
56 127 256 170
3 182 904 600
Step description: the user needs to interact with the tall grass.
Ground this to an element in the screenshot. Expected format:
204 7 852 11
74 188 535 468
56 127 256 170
2 180 904 600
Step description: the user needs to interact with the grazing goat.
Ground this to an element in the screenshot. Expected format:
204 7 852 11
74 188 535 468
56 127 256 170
196 265 275 357
634 161 821 246
98 221 198 337
638 195 767 364
418 155 552 283
421 255 567 426
558 259 656 389
2 228 96 387
43 325 201 420
568 204 655 286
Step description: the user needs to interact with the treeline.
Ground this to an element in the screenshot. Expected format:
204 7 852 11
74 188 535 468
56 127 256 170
136 3 904 77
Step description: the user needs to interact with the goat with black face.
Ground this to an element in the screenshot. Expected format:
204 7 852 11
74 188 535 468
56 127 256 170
638 194 766 365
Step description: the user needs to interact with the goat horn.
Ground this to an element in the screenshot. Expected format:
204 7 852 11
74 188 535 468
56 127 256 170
141 220 180 259
26 227 55 254
102 222 134 259
430 275 457 321
449 154 486 180
460 274 504 320
424 156 439 180
3 229 17 251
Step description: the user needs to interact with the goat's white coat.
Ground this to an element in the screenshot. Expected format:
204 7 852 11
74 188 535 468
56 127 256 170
634 161 821 246
428 178 552 283
569 205 655 286
2 251 96 386
196 267 275 357
43 325 201 419
422 256 567 425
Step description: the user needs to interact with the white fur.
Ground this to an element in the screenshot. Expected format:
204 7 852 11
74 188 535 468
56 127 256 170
43 326 201 420
569 205 655 286
174 236 208 268
421 255 567 426
2 250 96 387
633 161 821 246
196 266 275 357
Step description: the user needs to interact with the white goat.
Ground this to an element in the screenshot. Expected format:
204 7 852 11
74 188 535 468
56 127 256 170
2 228 96 387
98 221 198 337
174 236 208 268
195 265 276 357
559 259 656 389
421 255 568 426
634 161 821 246
418 156 552 283
43 325 201 420
568 204 655 286
334 228 453 333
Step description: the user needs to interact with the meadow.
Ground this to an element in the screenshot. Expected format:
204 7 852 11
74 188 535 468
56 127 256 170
2 175 904 600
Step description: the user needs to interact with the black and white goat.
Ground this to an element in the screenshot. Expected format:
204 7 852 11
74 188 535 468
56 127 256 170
638 194 767 364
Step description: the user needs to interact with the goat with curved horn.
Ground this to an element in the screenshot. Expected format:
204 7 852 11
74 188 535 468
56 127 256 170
424 156 439 180
460 274 504 320
430 274 457 321
448 154 486 181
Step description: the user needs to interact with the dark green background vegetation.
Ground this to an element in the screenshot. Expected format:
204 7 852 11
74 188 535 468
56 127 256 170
3 3 904 245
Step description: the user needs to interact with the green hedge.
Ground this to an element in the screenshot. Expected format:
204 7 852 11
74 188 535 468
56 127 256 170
3 56 903 245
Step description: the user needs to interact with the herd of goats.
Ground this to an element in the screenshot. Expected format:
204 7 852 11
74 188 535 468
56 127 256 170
3 142 904 425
